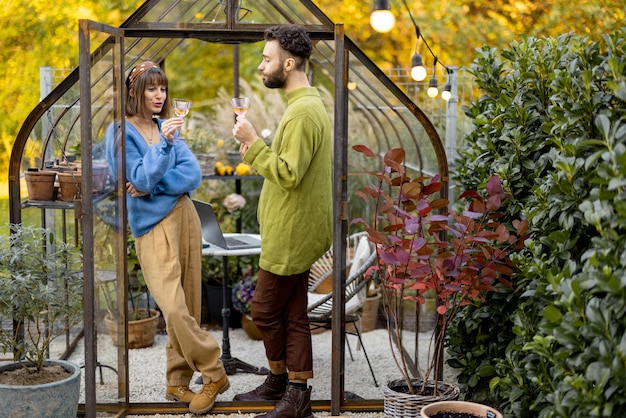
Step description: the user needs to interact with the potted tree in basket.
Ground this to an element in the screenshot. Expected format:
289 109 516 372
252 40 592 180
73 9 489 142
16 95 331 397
352 146 528 417
0 223 83 417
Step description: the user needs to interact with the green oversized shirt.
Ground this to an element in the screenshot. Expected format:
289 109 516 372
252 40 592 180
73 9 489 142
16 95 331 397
244 86 333 276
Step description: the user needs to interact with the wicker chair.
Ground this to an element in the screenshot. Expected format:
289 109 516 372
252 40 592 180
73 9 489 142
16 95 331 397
307 231 379 387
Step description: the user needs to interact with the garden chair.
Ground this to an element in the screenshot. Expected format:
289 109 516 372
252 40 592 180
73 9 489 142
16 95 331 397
307 231 379 387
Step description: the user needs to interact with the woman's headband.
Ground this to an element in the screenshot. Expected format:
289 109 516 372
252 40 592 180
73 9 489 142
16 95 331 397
127 61 159 90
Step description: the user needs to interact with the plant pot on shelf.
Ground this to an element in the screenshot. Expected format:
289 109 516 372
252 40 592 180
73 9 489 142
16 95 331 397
57 171 82 201
0 359 81 418
383 378 460 418
24 170 57 201
197 153 217 176
420 400 503 418
92 162 109 193
104 308 160 349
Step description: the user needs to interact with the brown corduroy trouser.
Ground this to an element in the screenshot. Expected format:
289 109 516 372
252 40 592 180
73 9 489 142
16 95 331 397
251 268 313 381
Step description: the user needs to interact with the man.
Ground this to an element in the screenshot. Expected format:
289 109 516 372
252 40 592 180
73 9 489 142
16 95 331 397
231 24 333 418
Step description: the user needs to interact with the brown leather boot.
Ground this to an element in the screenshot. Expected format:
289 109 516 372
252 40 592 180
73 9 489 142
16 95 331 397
233 372 288 401
254 385 313 418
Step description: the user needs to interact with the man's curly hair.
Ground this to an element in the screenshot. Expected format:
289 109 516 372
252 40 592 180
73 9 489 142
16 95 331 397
264 24 312 71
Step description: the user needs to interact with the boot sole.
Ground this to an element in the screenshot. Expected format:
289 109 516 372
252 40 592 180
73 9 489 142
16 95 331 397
165 393 194 403
189 380 231 414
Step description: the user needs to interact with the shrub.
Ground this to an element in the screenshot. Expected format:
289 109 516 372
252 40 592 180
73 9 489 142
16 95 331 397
449 30 626 417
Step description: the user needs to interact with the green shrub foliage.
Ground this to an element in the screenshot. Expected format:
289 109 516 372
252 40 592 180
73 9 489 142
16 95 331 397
449 30 626 417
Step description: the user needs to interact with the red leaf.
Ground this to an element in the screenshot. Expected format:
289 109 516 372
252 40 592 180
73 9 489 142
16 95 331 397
352 144 375 157
485 175 502 196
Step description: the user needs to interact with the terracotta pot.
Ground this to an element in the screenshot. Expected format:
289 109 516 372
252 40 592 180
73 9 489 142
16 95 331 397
24 170 57 201
104 308 160 349
420 400 503 418
361 291 382 332
241 314 263 340
92 162 109 193
57 171 82 201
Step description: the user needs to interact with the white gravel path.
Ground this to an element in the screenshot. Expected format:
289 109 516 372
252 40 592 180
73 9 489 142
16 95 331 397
68 325 454 417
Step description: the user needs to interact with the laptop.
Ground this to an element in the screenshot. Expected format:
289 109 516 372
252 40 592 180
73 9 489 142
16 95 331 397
192 199 261 250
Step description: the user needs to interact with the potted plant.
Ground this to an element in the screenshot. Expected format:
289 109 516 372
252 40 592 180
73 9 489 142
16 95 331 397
0 223 83 417
421 400 503 418
231 272 261 339
352 146 528 416
23 168 57 201
103 233 160 349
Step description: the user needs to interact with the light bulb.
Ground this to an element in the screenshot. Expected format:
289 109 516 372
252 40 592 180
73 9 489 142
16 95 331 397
370 10 395 33
411 65 427 82
347 81 357 90
410 53 426 81
427 76 438 98
441 83 452 101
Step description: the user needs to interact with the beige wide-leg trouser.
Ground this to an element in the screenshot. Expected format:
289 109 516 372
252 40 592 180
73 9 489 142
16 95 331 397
136 195 224 386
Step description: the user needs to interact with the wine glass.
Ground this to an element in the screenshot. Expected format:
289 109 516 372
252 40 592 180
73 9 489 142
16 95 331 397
231 97 250 117
172 98 192 139
231 97 250 144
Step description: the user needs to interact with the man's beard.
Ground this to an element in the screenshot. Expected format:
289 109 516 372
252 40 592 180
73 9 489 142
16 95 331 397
263 67 287 89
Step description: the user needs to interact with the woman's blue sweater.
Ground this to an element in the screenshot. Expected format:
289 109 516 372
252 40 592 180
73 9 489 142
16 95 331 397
105 119 201 237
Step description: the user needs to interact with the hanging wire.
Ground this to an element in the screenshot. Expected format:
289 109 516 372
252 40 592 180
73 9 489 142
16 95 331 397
400 0 448 71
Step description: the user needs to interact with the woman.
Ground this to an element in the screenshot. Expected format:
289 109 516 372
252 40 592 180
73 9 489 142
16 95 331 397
105 61 228 415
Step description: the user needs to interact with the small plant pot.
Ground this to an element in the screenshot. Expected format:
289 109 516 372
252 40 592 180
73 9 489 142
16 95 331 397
24 170 57 201
57 171 82 201
92 162 109 193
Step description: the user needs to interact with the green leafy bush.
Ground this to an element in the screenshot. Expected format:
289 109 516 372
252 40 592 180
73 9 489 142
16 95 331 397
449 30 626 417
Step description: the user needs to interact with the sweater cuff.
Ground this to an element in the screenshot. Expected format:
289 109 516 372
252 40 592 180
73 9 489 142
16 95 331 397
243 138 264 163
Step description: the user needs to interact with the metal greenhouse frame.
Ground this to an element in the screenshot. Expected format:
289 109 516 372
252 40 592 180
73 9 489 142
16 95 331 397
9 1 447 416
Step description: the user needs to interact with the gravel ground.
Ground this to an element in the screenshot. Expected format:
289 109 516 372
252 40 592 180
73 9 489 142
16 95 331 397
68 325 455 417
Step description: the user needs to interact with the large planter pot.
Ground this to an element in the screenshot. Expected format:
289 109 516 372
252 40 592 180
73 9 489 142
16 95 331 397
205 283 241 328
383 378 460 418
104 308 160 349
24 170 57 201
420 400 503 418
0 359 81 418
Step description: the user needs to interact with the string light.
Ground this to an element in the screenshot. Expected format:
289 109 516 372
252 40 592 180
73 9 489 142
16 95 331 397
370 0 450 99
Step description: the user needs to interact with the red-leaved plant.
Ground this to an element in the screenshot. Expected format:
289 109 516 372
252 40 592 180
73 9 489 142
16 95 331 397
351 145 529 395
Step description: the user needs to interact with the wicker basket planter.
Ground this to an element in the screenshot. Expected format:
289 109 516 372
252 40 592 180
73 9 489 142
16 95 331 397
383 378 460 418
196 153 217 176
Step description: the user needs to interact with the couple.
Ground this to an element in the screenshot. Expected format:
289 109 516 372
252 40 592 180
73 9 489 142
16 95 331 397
106 24 332 417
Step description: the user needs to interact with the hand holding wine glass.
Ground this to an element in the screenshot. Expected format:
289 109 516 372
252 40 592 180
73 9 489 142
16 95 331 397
172 98 192 140
231 97 250 144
